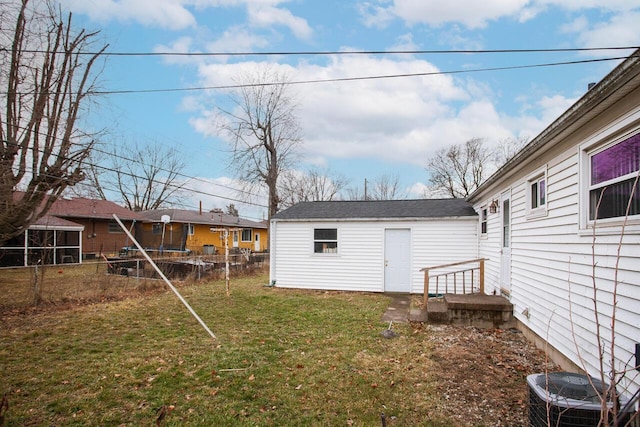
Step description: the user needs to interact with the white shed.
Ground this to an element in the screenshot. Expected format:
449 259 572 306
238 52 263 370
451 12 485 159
269 199 478 293
468 49 640 397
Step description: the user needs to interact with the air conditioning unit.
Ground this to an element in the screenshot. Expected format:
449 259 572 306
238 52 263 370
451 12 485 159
528 372 632 427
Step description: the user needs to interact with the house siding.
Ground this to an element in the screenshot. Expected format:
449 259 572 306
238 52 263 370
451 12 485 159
472 100 640 394
270 218 477 293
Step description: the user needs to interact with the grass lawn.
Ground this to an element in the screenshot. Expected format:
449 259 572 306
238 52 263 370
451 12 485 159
0 273 460 426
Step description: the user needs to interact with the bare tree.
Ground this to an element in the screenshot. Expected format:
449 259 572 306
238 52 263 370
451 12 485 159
225 203 238 216
369 174 406 200
492 136 530 166
425 138 492 198
0 0 107 245
279 167 348 208
85 140 188 211
346 174 406 200
217 65 302 219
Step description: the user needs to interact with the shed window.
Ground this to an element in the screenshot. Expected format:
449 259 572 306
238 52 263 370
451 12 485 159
186 223 194 235
241 228 252 242
314 228 337 253
588 133 640 220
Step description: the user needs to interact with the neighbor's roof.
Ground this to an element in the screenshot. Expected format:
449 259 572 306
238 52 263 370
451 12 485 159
47 197 141 221
272 199 477 220
31 214 84 230
138 208 268 229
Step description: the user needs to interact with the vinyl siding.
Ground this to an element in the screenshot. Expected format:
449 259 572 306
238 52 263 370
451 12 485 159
474 125 640 395
270 218 477 293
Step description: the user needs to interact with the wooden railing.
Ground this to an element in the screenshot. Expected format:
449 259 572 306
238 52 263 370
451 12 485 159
420 258 485 305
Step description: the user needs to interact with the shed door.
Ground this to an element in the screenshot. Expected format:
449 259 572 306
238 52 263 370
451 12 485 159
254 233 260 252
384 229 411 293
500 191 512 296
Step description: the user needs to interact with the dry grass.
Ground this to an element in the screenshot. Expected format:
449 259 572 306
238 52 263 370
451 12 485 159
0 271 553 426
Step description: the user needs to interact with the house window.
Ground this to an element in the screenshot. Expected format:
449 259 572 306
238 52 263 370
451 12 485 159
108 219 123 233
588 133 640 221
241 228 252 242
480 208 488 235
314 228 338 253
526 168 548 219
186 224 194 235
152 223 163 235
530 177 546 209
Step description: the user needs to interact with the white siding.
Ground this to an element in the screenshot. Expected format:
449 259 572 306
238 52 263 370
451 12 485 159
474 117 640 395
270 218 477 294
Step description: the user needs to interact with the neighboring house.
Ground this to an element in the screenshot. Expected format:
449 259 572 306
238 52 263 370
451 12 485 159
137 208 268 254
269 199 478 293
0 196 140 266
45 197 142 258
467 50 640 394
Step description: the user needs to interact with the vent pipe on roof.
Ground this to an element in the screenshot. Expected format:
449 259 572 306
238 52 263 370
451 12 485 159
199 200 202 215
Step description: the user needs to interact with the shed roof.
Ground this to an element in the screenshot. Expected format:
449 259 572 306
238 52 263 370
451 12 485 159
272 199 477 220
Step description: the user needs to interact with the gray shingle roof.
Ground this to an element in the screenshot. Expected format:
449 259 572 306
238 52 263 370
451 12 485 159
272 199 477 220
139 208 267 229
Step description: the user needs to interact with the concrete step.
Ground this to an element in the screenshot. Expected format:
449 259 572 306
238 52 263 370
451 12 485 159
417 294 515 329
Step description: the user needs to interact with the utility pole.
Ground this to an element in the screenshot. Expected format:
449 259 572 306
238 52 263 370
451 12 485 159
364 178 368 201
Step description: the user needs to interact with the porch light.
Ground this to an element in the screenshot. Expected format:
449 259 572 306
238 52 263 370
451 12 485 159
489 199 499 214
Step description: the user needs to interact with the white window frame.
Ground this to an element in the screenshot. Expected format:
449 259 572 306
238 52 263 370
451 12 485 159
313 227 338 254
241 228 252 242
526 167 548 219
578 109 640 234
187 223 195 236
480 207 488 236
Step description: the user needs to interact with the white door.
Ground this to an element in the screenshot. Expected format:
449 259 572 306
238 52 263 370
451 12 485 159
254 233 260 252
384 229 411 293
232 231 239 248
500 191 512 296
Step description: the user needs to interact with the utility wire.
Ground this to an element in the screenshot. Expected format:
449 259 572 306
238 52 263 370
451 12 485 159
3 135 269 211
12 45 640 57
87 55 637 95
2 122 269 203
1 54 635 96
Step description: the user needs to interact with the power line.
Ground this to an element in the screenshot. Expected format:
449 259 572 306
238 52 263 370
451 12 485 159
85 55 635 95
2 132 269 211
13 45 640 57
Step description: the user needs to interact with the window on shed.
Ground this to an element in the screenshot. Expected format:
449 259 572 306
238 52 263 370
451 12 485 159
241 228 252 242
588 133 640 220
314 228 338 253
480 208 488 235
186 223 195 235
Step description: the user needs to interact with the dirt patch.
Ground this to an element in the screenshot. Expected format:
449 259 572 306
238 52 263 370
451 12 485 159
416 323 558 426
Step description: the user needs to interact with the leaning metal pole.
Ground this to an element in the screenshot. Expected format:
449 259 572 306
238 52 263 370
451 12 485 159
112 214 216 341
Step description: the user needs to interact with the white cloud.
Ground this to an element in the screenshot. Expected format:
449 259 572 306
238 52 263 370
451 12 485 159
246 4 313 39
360 0 529 29
187 55 549 171
574 12 640 49
60 0 197 30
358 0 640 30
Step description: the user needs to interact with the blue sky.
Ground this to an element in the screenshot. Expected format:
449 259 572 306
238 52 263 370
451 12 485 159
56 0 640 220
